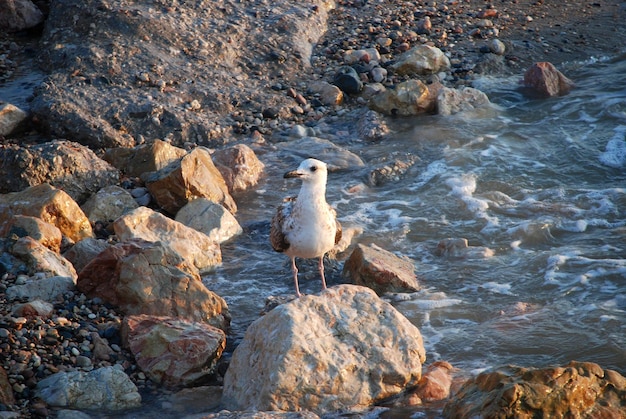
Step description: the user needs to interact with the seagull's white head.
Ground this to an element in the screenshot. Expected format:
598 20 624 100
284 158 328 187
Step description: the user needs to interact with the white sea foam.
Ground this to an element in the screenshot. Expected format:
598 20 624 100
409 159 448 191
401 298 464 310
445 174 500 231
480 282 514 295
599 126 626 168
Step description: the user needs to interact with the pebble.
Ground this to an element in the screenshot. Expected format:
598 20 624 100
75 356 92 368
488 39 506 55
370 67 387 83
333 66 363 94
262 107 280 119
0 268 142 416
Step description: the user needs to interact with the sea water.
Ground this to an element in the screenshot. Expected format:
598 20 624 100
212 53 626 400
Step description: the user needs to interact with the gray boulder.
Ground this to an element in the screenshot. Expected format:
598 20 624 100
36 366 141 411
0 140 119 204
30 0 334 148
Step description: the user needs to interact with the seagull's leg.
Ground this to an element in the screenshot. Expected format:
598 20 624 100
291 257 301 297
319 256 327 290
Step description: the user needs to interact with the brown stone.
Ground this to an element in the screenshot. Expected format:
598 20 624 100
0 183 93 242
342 243 420 295
443 361 626 418
390 45 451 76
0 0 43 32
308 81 344 106
102 139 187 178
12 300 54 318
0 215 62 252
175 198 242 244
91 332 114 362
369 79 438 116
0 103 28 136
436 86 491 116
80 185 139 224
142 147 237 215
414 361 455 402
11 236 78 280
62 237 111 273
0 366 16 407
113 206 221 271
212 144 265 193
523 62 575 97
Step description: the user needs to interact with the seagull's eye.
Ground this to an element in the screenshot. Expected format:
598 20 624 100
310 166 317 172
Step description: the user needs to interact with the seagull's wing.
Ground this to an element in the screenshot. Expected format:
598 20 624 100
270 196 296 253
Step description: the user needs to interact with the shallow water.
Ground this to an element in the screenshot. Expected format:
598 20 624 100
210 53 626 413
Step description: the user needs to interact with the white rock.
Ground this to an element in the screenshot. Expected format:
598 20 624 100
113 206 221 271
175 198 242 244
11 236 77 280
0 103 27 136
390 45 451 76
436 87 491 116
222 284 426 414
6 276 75 302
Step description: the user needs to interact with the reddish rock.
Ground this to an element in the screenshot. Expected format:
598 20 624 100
443 361 626 418
342 243 420 295
77 239 230 330
122 314 226 388
212 144 265 193
414 361 455 402
523 62 575 97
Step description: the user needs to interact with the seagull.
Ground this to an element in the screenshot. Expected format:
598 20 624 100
270 158 342 297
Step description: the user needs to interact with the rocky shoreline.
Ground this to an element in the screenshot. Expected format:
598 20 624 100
1 0 625 418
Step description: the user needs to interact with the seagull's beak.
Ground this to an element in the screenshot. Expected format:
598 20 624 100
284 170 303 179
